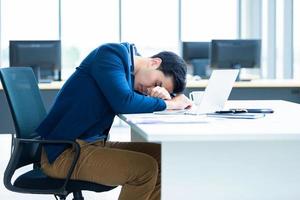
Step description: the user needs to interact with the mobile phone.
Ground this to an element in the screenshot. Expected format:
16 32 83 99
216 109 246 114
244 108 274 113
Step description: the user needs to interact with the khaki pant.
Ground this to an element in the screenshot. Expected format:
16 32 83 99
41 139 161 200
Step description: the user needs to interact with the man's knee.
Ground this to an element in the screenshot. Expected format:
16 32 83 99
143 155 159 176
132 154 159 184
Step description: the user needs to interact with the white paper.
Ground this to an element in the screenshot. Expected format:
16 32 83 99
127 115 210 124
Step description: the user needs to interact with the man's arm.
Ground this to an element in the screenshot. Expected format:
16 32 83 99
164 94 192 110
147 87 192 110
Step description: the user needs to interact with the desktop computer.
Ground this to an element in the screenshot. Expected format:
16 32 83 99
182 41 210 78
9 40 62 83
210 39 261 81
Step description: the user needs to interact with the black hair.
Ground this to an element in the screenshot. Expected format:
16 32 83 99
151 51 187 94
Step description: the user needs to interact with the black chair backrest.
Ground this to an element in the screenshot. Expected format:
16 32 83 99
0 67 47 167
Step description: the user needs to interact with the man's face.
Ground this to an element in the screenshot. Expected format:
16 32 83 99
134 68 174 95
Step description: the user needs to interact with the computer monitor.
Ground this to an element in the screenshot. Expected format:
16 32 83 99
182 42 210 61
210 39 261 70
182 42 210 78
9 40 61 82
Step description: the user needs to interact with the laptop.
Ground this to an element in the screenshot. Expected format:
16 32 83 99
154 69 239 115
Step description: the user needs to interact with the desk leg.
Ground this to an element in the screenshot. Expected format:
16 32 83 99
130 128 147 142
161 140 300 200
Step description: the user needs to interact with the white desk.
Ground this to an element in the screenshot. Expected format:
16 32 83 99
119 100 300 200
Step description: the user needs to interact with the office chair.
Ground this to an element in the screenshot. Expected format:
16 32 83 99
0 67 116 200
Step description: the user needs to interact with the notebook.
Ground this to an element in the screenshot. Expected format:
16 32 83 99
154 69 239 115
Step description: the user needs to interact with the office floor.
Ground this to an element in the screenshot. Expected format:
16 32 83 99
0 123 131 200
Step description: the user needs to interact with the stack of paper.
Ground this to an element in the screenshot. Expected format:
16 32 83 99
206 113 265 119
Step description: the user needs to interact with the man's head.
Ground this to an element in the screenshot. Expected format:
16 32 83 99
151 51 187 94
134 51 187 95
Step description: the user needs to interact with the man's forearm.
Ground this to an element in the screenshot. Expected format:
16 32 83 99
164 94 193 110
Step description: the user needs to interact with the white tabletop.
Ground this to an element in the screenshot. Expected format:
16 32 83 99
120 100 300 142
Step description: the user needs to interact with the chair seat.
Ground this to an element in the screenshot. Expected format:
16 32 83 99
14 169 116 193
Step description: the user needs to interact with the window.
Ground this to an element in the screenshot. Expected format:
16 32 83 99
1 0 298 81
276 0 284 79
0 0 59 67
181 0 238 41
121 0 178 56
261 0 269 78
61 0 119 79
294 0 300 79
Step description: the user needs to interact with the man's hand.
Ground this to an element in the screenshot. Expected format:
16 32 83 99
164 94 193 110
147 86 171 100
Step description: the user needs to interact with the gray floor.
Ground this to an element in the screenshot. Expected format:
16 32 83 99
0 122 131 200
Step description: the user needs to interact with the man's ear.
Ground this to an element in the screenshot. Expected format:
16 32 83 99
150 57 162 69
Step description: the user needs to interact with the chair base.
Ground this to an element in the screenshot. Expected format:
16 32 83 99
56 191 84 200
73 191 84 200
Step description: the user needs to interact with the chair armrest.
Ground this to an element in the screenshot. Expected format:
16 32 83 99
5 137 80 195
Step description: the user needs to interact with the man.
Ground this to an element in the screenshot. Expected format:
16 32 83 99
37 42 192 200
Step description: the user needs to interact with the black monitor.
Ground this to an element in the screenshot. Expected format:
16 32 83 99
182 42 210 61
210 39 261 70
182 42 210 78
9 40 61 82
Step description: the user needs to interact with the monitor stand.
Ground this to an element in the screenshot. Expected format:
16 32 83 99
31 66 54 83
231 65 252 82
232 64 242 81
